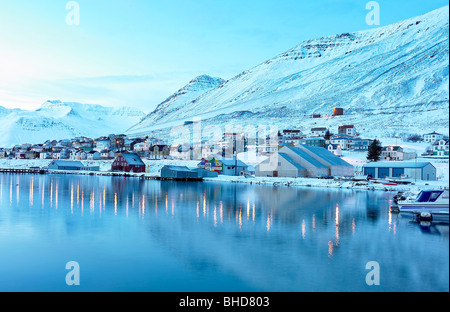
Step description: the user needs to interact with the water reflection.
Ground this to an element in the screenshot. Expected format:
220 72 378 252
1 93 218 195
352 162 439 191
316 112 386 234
0 173 448 292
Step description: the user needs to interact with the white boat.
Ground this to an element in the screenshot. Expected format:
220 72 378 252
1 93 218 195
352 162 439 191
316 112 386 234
398 190 449 216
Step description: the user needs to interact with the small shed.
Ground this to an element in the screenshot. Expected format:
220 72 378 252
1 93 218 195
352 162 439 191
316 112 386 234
161 166 199 179
48 160 85 171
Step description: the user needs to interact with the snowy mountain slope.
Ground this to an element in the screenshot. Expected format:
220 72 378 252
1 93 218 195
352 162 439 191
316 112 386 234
0 101 146 147
127 6 449 141
128 75 225 132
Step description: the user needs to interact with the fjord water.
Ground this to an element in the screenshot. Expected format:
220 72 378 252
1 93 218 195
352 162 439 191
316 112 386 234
0 174 448 292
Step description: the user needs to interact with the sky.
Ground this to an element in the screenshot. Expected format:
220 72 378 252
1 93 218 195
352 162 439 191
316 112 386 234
0 0 448 113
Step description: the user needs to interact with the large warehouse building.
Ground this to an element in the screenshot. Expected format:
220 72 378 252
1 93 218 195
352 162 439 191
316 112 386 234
255 146 354 178
362 161 437 181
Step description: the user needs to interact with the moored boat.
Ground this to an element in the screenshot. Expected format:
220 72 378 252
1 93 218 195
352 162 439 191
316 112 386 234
398 190 449 217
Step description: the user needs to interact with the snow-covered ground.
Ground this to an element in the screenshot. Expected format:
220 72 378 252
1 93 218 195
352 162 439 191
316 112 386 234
1 147 448 193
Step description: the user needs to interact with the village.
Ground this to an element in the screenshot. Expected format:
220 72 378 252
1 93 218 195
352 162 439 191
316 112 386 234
0 121 448 191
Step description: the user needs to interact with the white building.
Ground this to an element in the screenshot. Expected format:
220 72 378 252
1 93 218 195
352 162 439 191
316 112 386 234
432 139 449 157
381 146 417 161
423 132 445 144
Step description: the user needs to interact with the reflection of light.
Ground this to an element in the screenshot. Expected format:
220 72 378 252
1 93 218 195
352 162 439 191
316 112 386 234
214 205 217 227
252 203 255 223
50 179 53 208
171 200 175 216
126 195 129 217
55 182 59 210
77 183 80 205
220 201 223 224
312 214 316 231
29 177 34 207
247 200 250 220
335 204 340 245
203 194 206 217
70 184 74 214
239 209 242 230
335 204 340 226
41 180 45 208
352 218 356 235
114 193 117 216
328 241 334 258
90 190 95 214
10 176 12 206
302 220 306 239
16 176 20 205
142 194 145 216
165 194 168 214
266 211 273 232
81 190 84 216
196 201 199 220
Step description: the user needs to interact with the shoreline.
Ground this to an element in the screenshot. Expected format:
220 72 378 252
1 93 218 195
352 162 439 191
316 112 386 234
0 158 448 193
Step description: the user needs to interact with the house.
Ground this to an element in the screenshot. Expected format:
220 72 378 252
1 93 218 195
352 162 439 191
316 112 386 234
95 139 111 152
351 138 374 151
282 130 303 139
100 149 115 160
330 135 355 150
198 154 249 176
432 139 449 157
423 132 445 144
381 146 416 161
111 153 146 173
149 145 170 160
327 144 342 157
71 150 87 160
86 151 101 160
256 146 354 178
40 151 53 160
333 108 344 116
302 137 326 148
311 127 328 137
363 162 437 181
338 125 356 136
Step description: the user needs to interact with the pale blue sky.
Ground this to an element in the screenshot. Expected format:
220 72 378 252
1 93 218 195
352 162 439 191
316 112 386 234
0 0 448 112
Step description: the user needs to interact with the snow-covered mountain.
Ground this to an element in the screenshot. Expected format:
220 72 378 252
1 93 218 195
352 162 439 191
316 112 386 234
0 101 146 147
127 6 449 141
128 75 226 132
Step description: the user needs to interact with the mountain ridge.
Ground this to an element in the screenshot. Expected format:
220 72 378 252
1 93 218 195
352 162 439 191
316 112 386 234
127 5 449 141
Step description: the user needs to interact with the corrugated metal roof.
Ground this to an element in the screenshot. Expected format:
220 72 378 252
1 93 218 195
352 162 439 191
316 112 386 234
363 161 434 169
279 153 306 171
51 160 84 168
289 147 328 169
302 146 353 167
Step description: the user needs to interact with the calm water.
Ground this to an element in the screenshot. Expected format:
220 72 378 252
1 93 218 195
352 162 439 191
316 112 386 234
0 173 448 292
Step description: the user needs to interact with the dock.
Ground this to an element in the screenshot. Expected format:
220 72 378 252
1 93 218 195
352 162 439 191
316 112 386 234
0 168 48 174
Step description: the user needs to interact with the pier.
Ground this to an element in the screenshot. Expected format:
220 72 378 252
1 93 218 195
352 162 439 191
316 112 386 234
0 168 48 174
